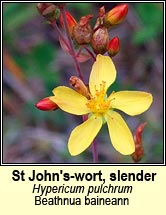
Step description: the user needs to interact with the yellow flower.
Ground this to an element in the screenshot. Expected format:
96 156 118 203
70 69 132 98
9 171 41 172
50 54 153 156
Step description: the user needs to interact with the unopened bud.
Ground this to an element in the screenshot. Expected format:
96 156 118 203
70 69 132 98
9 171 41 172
131 122 147 163
37 3 60 22
69 76 90 99
104 4 128 27
35 97 59 111
37 3 52 14
107 37 120 57
91 14 109 55
73 15 93 45
91 27 109 54
59 11 77 37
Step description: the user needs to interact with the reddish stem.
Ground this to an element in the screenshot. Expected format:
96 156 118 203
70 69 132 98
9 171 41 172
84 46 96 61
53 8 98 163
92 139 98 163
51 21 70 50
76 47 82 57
60 7 84 81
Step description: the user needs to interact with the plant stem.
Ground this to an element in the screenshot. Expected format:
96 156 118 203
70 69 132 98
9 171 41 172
56 8 99 163
84 46 96 61
76 47 82 57
60 8 84 81
92 139 98 163
51 21 70 50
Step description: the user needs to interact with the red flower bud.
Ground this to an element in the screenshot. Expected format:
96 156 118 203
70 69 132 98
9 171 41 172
104 4 128 27
131 122 147 163
35 97 58 111
73 15 93 45
59 11 77 37
107 37 120 57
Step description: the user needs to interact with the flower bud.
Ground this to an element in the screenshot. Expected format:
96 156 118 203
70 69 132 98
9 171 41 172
35 97 58 111
91 11 109 55
69 76 90 99
131 122 147 163
104 4 128 27
37 3 52 14
91 27 109 54
59 11 77 37
107 37 120 57
37 3 60 22
73 15 93 45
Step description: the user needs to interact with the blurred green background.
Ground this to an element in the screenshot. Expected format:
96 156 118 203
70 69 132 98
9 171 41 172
3 3 164 163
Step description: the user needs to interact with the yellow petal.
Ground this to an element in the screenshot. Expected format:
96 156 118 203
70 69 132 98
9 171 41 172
68 116 102 156
109 91 153 116
51 86 90 115
89 54 116 96
105 111 135 155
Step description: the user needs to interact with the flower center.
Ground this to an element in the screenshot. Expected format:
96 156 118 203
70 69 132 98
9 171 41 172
86 81 111 115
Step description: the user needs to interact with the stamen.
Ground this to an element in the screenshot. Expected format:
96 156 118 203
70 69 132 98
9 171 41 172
86 81 111 114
